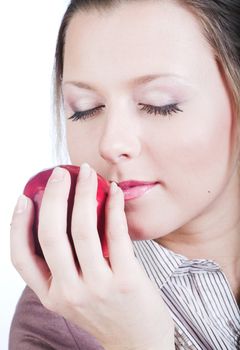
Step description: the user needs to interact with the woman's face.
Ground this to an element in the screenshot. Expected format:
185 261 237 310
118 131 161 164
62 1 236 241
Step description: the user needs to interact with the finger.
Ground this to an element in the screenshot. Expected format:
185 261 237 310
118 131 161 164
10 195 49 299
38 167 80 285
105 182 136 275
71 163 110 282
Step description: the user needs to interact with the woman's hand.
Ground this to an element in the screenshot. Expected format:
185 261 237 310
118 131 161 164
10 164 175 350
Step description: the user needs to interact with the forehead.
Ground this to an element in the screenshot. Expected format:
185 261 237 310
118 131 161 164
63 1 214 85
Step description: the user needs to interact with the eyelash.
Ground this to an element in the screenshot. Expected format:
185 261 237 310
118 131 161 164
68 103 183 122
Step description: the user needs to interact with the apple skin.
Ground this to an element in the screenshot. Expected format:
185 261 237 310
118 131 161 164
23 165 110 259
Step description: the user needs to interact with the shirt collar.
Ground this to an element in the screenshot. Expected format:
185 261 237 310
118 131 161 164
132 239 220 289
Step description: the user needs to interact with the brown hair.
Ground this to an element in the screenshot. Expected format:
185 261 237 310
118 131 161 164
51 0 240 164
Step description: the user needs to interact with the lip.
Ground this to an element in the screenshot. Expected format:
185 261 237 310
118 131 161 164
117 181 158 201
118 180 157 190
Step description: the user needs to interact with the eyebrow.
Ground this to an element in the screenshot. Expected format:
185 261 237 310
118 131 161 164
62 73 187 91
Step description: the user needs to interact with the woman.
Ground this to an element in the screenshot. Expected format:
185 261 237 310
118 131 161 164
9 0 240 349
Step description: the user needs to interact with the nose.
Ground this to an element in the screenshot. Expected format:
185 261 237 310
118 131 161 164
99 112 141 164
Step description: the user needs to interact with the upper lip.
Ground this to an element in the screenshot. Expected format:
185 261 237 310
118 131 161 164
117 180 158 190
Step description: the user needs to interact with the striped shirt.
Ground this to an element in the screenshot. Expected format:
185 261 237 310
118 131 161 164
132 239 240 349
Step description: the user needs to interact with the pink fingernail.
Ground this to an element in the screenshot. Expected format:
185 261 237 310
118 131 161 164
50 167 65 182
110 182 119 194
15 195 28 213
80 163 91 180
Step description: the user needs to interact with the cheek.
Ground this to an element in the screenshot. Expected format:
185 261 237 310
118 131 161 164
160 100 233 199
66 122 103 166
66 123 79 162
66 123 89 164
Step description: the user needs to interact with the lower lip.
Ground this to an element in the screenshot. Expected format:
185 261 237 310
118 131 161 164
122 184 157 201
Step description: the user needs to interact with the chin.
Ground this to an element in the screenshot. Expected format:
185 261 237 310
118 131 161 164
126 217 173 241
125 203 191 242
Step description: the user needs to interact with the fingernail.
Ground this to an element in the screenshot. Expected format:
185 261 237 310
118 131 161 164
50 167 65 182
110 181 119 194
15 195 28 213
80 163 91 180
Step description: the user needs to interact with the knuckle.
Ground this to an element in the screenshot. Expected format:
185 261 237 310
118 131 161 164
11 254 23 271
91 287 109 303
71 210 94 230
88 278 111 302
65 292 84 309
71 228 89 242
60 285 86 309
71 212 88 231
38 229 56 248
117 278 136 294
11 255 30 278
107 230 116 241
71 216 97 243
107 228 123 241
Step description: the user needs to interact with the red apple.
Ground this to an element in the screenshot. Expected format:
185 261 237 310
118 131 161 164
23 165 110 259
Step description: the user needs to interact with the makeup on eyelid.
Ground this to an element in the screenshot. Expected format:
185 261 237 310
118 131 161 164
65 90 186 112
63 80 196 114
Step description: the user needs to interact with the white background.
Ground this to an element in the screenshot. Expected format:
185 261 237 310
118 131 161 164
0 1 70 348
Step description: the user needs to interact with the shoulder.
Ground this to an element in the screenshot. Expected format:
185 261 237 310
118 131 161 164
9 286 104 350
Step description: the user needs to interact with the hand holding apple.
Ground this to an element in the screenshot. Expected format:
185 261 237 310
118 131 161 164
23 164 109 258
10 164 174 350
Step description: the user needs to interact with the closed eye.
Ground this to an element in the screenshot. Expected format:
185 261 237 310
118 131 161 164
139 103 183 116
68 105 104 121
68 103 183 122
